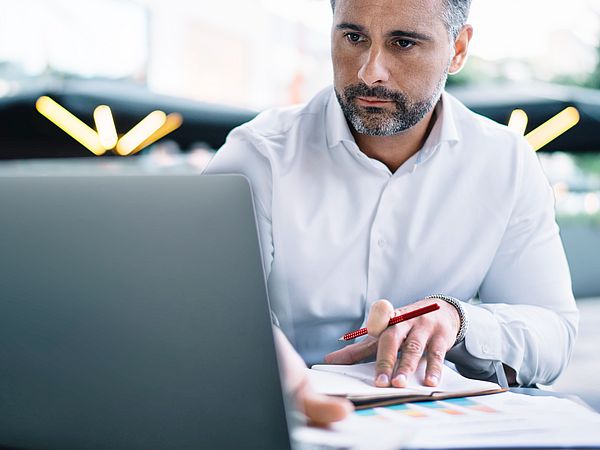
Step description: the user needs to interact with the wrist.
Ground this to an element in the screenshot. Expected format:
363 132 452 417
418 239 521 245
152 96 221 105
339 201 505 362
425 294 469 346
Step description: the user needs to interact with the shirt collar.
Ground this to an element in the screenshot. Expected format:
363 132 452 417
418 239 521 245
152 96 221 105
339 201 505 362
415 91 460 165
325 88 357 149
324 87 460 151
428 90 460 147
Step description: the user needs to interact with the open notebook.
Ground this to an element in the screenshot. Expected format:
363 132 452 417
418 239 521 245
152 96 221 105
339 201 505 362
308 359 507 409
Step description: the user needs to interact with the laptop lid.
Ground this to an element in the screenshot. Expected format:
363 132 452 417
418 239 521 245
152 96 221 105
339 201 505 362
0 174 290 450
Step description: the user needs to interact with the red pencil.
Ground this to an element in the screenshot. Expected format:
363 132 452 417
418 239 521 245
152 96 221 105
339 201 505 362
337 303 440 341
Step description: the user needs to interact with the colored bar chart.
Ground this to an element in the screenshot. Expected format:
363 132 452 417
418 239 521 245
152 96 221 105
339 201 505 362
354 397 499 420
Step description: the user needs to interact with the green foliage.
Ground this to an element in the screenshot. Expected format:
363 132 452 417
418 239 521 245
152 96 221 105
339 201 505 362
555 28 600 89
557 212 600 229
446 55 509 87
446 68 476 87
586 43 600 89
573 153 600 178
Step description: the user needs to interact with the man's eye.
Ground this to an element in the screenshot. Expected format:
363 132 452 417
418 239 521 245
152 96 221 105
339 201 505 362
394 39 415 49
345 33 364 44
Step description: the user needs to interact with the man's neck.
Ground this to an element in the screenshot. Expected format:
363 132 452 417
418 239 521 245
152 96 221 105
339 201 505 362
351 108 437 173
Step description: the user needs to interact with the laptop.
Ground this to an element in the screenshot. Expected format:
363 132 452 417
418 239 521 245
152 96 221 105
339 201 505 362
0 174 291 449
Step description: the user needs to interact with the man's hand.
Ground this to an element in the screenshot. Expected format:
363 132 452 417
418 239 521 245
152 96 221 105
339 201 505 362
324 298 460 388
274 327 353 425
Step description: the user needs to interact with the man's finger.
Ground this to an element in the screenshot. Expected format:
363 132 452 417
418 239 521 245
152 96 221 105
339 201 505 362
392 331 428 387
324 336 377 364
374 328 402 387
424 338 447 387
302 388 354 426
366 299 395 338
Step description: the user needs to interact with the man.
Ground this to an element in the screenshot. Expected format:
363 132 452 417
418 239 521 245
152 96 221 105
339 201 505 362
205 0 578 422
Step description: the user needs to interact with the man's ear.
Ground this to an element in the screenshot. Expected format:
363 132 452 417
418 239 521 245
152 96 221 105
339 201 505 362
449 24 473 75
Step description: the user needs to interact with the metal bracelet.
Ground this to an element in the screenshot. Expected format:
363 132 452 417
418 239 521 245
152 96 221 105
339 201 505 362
425 294 468 346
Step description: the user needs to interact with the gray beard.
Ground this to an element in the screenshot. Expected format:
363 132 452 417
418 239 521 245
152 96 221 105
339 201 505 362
335 70 448 137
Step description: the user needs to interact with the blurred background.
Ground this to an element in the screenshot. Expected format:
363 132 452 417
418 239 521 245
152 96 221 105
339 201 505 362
1 0 599 409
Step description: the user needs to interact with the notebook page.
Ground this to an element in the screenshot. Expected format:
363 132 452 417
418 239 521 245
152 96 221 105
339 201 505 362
309 359 500 398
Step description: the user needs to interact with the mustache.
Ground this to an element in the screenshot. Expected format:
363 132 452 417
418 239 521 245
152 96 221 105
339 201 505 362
343 83 406 104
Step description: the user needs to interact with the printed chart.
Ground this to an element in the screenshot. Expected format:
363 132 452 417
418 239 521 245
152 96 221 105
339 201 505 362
355 397 498 419
349 392 600 448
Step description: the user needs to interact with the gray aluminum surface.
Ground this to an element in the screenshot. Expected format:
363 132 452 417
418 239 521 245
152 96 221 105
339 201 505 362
0 174 289 450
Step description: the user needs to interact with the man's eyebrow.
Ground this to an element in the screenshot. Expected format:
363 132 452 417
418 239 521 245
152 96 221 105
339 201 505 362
388 30 432 41
335 23 365 32
335 23 432 41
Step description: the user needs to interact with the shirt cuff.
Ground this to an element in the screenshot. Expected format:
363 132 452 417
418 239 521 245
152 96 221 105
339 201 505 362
445 302 503 380
446 341 496 380
462 301 503 360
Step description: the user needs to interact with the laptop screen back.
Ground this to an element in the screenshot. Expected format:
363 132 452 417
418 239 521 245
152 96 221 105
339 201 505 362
0 174 290 450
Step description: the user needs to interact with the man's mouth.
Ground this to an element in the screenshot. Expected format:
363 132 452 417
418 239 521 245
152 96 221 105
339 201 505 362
355 96 394 107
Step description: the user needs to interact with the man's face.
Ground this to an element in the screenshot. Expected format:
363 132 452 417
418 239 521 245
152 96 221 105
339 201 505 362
331 0 454 136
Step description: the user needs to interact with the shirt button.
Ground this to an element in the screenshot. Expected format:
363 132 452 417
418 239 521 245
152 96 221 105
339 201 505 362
481 344 489 354
377 238 386 248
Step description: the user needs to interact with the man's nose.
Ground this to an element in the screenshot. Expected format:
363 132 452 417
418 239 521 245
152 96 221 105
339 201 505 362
358 48 391 86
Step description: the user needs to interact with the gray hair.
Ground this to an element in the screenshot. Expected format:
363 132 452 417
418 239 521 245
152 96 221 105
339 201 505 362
329 0 472 41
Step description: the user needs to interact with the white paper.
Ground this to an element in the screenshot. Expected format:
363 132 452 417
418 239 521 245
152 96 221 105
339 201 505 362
293 392 600 449
371 392 600 448
292 413 412 450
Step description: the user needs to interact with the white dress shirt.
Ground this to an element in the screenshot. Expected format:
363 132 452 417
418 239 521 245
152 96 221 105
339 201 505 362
204 87 578 386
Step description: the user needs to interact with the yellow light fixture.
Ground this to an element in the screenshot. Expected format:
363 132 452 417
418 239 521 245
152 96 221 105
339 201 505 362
37 96 184 156
129 113 183 155
93 105 119 150
36 96 105 155
525 107 580 151
508 109 528 135
115 111 167 156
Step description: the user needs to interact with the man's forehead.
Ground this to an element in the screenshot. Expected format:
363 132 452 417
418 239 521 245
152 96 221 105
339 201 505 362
334 0 445 30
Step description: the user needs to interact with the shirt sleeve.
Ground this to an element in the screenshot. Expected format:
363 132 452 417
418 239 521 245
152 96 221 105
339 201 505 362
202 126 275 280
447 139 579 386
